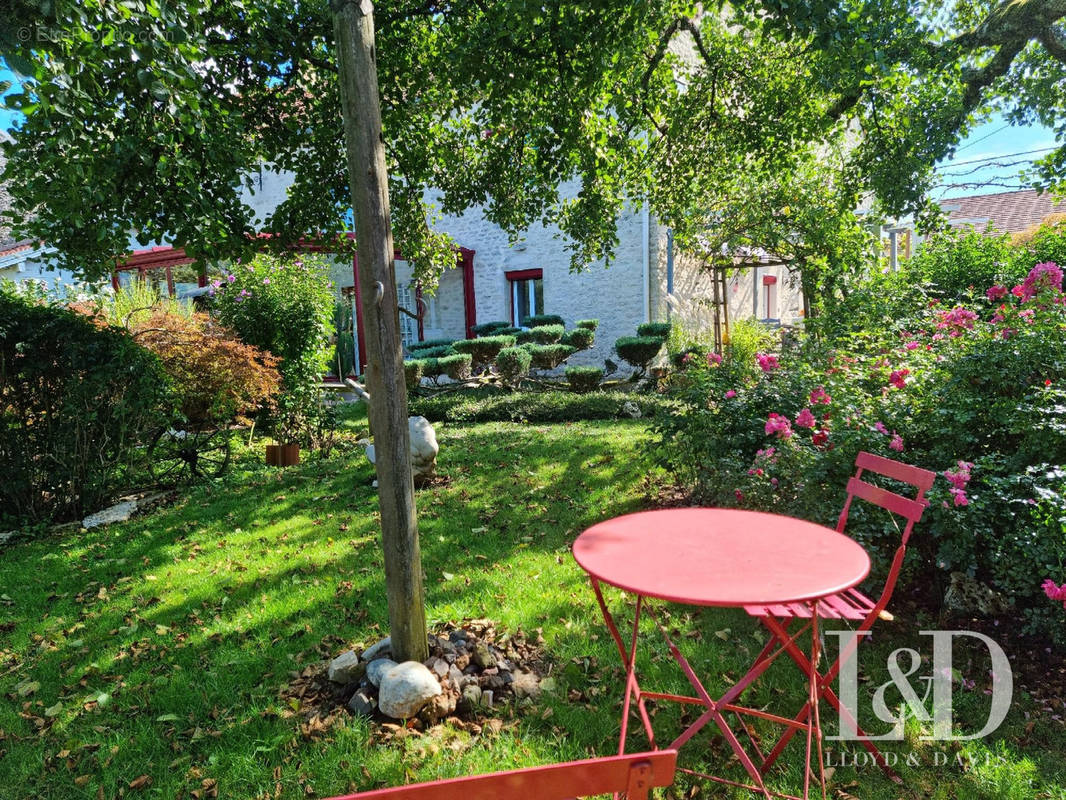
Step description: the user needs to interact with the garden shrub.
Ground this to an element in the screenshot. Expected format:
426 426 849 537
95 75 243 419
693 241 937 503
1023 218 1066 267
515 329 538 345
561 327 595 350
522 313 565 328
471 320 511 336
0 289 168 523
332 301 356 377
410 389 673 423
212 253 335 447
404 359 425 390
495 326 522 337
566 366 602 393
495 346 532 384
451 335 517 366
653 258 1066 644
905 227 1026 302
439 353 473 381
527 344 576 370
527 324 564 344
637 321 671 339
408 344 458 359
576 319 599 331
128 309 281 425
614 336 665 371
408 337 456 352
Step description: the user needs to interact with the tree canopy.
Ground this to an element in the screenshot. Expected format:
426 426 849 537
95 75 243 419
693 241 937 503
1 0 1064 288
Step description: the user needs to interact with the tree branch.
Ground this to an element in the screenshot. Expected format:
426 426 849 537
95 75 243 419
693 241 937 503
1038 25 1066 61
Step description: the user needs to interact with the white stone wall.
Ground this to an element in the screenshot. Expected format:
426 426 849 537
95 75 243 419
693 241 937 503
429 188 652 367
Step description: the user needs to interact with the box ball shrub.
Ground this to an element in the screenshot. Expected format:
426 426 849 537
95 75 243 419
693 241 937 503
576 319 599 331
637 321 671 339
522 313 565 328
528 344 576 370
404 359 425 390
561 327 595 351
528 324 565 344
439 353 473 381
471 320 511 336
409 344 458 359
408 337 456 353
614 335 665 369
451 334 517 365
566 366 603 393
496 346 532 384
0 290 168 522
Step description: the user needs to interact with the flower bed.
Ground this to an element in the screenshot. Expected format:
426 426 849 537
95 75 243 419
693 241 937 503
655 262 1066 644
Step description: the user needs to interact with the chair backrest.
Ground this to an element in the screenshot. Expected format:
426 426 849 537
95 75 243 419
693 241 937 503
836 451 936 617
325 749 677 800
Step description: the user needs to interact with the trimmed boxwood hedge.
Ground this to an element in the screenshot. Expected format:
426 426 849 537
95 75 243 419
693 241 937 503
576 319 599 331
614 335 665 369
526 324 564 344
565 365 602 393
471 321 510 336
409 390 675 423
636 321 671 339
451 334 517 364
404 359 425 390
408 344 457 359
522 314 565 328
496 346 532 383
527 343 576 369
561 327 595 350
408 337 455 352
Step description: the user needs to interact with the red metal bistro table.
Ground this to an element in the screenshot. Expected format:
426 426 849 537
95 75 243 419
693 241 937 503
573 508 870 800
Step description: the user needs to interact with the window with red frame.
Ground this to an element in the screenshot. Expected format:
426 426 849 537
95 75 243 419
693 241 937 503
506 269 544 325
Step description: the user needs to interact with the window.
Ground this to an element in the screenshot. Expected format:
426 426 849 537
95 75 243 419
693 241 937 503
396 281 419 348
506 269 543 325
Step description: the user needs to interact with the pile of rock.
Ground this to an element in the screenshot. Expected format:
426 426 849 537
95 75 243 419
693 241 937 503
327 621 549 726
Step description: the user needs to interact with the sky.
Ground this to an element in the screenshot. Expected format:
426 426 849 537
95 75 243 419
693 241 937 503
0 62 1060 201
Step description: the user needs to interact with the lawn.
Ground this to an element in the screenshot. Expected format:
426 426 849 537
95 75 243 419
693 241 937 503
2 411 1064 799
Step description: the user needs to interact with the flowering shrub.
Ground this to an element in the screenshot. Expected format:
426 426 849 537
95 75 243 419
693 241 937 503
212 254 335 446
655 260 1066 644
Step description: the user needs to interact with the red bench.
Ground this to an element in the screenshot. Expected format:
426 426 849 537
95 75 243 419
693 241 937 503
325 749 677 800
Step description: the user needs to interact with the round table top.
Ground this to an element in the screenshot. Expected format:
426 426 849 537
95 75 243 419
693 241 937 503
573 508 870 607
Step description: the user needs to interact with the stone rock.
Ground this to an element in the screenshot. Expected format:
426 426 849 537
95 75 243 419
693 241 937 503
361 637 392 662
419 691 457 725
944 572 1010 615
458 684 482 713
448 664 464 687
432 658 449 678
364 416 439 484
472 642 496 669
367 658 398 688
328 650 365 684
454 653 470 671
621 400 642 419
82 493 166 529
378 661 442 719
348 689 376 717
482 689 494 709
511 670 541 700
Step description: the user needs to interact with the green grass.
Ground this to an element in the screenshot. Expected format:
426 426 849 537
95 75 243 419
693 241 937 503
1 410 1064 799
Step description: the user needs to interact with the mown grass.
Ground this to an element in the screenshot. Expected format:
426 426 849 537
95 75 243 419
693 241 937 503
1 409 1064 799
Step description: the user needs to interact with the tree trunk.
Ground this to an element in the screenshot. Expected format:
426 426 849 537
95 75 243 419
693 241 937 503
331 0 428 664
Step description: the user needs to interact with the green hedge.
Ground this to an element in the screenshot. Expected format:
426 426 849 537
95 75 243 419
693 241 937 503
409 338 455 353
561 327 595 350
404 360 425 390
496 346 532 384
576 319 599 331
614 336 665 369
408 344 457 359
471 321 511 336
526 324 564 344
452 335 517 365
637 322 671 339
565 366 602 393
522 314 565 328
527 343 576 369
410 390 675 423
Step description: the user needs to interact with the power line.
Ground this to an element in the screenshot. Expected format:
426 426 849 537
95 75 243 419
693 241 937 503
952 124 1010 154
936 146 1056 170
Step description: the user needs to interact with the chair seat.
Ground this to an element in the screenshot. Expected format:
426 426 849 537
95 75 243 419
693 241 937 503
743 587 876 621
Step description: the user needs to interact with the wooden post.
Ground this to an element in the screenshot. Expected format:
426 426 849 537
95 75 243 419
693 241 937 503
331 0 428 664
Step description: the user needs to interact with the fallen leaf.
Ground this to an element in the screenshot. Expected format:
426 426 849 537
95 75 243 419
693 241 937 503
714 629 731 640
44 702 63 717
16 680 40 697
128 775 152 790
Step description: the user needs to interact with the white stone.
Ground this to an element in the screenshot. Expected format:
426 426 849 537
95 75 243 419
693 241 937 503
621 401 642 418
361 636 391 662
364 417 438 482
377 661 442 719
327 650 361 684
81 493 166 530
367 658 397 688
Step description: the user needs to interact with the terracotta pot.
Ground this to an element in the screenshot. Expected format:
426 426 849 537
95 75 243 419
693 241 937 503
266 443 301 467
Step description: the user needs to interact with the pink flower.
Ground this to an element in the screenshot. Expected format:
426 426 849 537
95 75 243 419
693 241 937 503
1012 284 1025 297
756 352 780 372
1042 579 1066 609
262 278 271 285
951 489 969 507
1020 262 1063 301
986 285 1008 301
765 413 792 439
724 390 737 399
889 368 910 389
735 489 744 503
226 274 236 283
812 430 829 447
681 353 693 365
935 307 978 336
889 433 904 452
795 408 816 428
904 341 920 350
874 421 889 435
809 386 831 405
707 352 722 366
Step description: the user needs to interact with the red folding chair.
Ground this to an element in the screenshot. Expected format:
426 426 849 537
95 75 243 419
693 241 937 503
742 451 936 780
324 749 677 800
